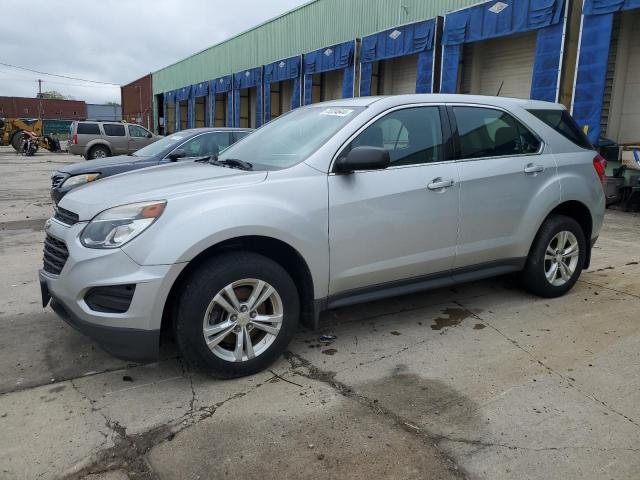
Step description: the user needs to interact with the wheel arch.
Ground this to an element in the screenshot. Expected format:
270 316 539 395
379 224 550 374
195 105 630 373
161 235 316 336
535 200 594 269
85 141 111 158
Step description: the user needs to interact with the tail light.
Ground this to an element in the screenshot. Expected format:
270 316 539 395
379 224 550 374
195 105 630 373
593 154 607 186
72 134 78 145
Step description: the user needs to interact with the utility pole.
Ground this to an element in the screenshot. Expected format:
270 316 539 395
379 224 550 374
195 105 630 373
37 79 43 121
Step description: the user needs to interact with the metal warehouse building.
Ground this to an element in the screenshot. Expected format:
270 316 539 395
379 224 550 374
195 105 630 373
145 0 639 158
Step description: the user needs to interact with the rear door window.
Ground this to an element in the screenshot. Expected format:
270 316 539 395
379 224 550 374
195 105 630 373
103 124 125 136
527 109 593 150
77 123 100 135
452 106 541 159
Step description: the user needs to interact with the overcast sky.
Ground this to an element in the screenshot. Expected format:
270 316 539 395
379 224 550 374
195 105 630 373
0 0 308 104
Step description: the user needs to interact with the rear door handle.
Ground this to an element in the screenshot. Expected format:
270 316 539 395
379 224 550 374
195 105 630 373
427 178 455 190
524 163 544 174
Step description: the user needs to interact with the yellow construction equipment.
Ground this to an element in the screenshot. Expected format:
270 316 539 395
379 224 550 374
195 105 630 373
0 118 61 153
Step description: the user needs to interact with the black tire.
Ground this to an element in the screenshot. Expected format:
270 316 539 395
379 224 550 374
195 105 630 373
89 145 110 159
175 252 299 378
10 132 23 152
521 214 586 298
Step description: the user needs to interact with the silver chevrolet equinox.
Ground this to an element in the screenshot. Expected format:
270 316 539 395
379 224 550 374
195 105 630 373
40 95 606 378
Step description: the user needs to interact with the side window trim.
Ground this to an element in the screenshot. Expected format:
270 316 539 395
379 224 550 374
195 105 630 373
330 103 451 174
446 103 544 162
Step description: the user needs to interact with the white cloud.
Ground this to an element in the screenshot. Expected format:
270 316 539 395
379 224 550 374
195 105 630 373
0 0 308 104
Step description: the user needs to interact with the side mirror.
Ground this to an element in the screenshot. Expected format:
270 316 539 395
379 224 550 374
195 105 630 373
147 132 153 138
334 146 390 174
167 148 186 161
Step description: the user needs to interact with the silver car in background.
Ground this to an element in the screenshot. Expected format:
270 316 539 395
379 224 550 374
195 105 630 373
68 120 161 159
40 94 606 378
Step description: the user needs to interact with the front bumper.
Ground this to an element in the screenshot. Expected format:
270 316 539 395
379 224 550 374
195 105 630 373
39 218 184 361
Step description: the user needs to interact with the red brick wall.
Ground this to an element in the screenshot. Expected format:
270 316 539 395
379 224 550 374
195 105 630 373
121 74 153 130
0 96 86 119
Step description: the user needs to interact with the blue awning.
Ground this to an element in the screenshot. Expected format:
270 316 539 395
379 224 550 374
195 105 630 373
233 67 263 128
360 19 437 95
442 0 566 46
264 56 302 123
234 67 262 90
264 56 300 83
176 86 191 101
192 82 209 97
361 19 435 63
164 90 176 103
303 40 356 105
441 0 566 100
303 41 354 75
583 0 640 14
210 75 233 94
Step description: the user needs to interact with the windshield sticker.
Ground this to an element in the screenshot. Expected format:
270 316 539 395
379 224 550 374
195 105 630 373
169 135 185 140
320 108 354 117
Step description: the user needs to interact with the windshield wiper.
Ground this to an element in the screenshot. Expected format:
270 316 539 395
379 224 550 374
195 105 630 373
194 155 253 170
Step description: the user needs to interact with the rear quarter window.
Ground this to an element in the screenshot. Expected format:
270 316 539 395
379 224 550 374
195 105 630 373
77 123 101 135
527 109 593 150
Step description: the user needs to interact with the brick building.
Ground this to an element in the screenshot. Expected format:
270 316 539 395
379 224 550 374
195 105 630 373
0 96 86 120
121 74 153 130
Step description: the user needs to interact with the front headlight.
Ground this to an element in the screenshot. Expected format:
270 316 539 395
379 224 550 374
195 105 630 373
80 201 166 249
61 173 100 188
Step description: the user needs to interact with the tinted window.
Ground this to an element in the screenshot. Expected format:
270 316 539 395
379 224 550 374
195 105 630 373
103 124 125 136
179 132 231 157
128 125 150 138
527 109 593 150
453 107 540 159
234 131 251 142
347 107 443 166
77 123 100 135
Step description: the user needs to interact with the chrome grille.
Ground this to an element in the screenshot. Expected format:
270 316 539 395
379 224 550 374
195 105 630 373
43 234 69 275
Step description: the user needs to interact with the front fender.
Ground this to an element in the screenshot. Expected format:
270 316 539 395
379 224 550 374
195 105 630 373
122 173 329 298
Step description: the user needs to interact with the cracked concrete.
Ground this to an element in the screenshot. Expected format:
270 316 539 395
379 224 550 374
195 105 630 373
1 147 640 479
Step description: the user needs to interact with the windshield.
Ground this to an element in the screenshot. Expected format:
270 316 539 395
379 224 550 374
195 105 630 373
132 132 189 157
218 106 365 169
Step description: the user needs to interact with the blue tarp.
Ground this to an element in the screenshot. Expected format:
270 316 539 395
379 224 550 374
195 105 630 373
163 90 175 134
572 13 614 142
572 0 640 142
233 67 263 128
440 0 566 95
264 56 301 122
530 20 564 102
174 86 191 131
303 40 355 105
360 19 436 95
209 75 234 128
583 0 640 14
189 82 210 128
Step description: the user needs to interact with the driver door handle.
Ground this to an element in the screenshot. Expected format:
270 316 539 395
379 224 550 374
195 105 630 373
524 163 544 174
427 178 455 190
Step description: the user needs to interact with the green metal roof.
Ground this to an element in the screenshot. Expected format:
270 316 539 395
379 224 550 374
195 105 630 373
152 0 479 95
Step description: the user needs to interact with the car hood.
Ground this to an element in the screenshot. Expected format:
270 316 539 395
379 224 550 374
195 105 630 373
59 155 153 175
59 162 268 221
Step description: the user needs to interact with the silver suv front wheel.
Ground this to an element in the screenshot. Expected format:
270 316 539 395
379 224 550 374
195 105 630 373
176 252 299 378
203 279 284 363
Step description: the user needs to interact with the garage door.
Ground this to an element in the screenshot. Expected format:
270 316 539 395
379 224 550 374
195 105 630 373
380 54 418 95
322 70 343 101
606 11 640 144
466 31 537 99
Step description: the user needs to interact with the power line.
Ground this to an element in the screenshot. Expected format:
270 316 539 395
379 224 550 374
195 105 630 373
0 61 120 85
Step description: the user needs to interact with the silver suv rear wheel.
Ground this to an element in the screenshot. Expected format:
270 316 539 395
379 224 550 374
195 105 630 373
544 231 580 287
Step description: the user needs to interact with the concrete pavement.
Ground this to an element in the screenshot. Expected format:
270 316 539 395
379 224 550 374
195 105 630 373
0 146 638 479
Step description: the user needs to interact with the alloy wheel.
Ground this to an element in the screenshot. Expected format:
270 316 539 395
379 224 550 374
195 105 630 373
544 231 580 287
202 279 283 362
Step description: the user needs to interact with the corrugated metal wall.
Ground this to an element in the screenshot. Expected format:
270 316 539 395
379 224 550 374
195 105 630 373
152 0 477 95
